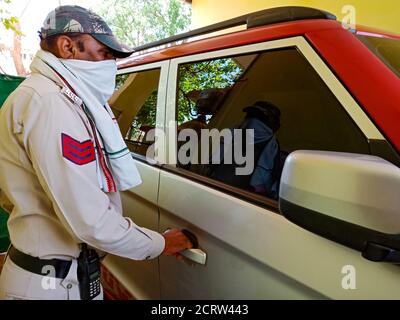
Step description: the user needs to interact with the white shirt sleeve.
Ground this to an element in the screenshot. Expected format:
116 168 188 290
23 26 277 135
24 92 165 260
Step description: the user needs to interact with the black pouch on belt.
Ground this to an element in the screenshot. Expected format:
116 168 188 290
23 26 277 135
77 243 101 300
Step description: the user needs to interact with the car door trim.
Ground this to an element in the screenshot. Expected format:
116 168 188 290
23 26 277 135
118 60 170 165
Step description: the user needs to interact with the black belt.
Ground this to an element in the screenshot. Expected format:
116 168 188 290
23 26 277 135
8 246 72 279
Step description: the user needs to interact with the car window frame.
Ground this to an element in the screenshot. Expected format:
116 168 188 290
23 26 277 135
159 36 386 211
116 60 170 165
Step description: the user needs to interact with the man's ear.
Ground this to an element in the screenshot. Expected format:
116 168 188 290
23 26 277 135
56 35 75 59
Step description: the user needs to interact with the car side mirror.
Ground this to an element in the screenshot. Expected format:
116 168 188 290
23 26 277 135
279 150 400 264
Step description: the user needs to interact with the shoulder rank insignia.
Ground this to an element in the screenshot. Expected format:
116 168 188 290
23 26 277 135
62 133 95 165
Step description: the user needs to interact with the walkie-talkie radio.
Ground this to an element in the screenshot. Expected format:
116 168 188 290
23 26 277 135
77 243 101 300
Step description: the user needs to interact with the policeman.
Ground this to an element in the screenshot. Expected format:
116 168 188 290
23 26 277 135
0 5 193 300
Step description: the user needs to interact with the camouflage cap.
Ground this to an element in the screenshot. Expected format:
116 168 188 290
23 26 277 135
40 5 134 58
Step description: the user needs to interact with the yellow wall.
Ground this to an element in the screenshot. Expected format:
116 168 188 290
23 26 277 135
191 0 400 34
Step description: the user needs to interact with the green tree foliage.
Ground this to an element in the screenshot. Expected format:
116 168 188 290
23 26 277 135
108 0 192 138
178 58 243 124
133 90 157 129
99 0 191 48
0 0 20 35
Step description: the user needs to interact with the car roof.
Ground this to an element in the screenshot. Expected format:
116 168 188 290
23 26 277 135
117 19 342 69
117 6 338 69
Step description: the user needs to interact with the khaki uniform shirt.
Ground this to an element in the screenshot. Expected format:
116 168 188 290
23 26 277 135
0 73 165 261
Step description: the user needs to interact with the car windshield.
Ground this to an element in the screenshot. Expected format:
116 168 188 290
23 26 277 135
357 34 400 78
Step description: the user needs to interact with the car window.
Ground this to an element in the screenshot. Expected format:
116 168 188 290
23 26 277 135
175 48 370 201
357 35 400 78
109 68 161 158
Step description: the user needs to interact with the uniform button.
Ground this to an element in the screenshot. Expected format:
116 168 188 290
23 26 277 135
67 284 73 289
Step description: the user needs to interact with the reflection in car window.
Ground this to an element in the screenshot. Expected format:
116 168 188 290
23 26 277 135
177 58 244 127
109 68 161 158
176 48 370 200
357 35 400 78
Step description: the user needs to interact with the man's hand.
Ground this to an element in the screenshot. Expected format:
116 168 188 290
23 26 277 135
161 229 194 256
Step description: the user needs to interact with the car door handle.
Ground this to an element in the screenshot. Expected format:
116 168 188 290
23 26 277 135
180 229 207 265
165 229 207 265
180 248 207 265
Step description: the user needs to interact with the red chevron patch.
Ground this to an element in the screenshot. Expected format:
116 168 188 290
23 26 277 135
62 133 95 166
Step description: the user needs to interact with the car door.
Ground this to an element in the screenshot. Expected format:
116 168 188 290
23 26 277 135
157 36 400 299
102 61 169 299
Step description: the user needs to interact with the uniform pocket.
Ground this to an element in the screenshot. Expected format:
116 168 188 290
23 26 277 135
1 257 69 300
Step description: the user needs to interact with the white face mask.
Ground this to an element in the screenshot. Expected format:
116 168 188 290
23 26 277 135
59 58 117 106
